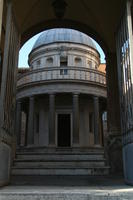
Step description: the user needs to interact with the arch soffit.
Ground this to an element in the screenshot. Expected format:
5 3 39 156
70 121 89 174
20 19 109 57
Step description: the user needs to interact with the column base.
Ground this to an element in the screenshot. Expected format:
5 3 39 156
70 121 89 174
72 143 80 148
0 141 11 186
105 131 123 174
26 145 34 148
93 144 102 148
123 142 133 185
48 144 56 148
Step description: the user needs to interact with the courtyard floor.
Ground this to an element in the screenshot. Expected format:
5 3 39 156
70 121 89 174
0 176 133 199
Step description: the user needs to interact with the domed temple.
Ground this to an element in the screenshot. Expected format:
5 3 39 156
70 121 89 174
2 0 133 189
13 28 109 176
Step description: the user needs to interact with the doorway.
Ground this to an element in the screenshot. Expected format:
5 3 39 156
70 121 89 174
57 114 71 147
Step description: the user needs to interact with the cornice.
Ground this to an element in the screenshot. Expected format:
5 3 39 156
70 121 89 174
29 45 100 63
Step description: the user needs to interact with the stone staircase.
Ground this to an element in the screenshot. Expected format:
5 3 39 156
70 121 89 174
12 147 110 176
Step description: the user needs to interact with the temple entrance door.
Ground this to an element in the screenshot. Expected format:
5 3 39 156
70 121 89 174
57 114 71 147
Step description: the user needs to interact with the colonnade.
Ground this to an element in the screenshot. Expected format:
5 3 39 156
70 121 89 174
16 93 101 147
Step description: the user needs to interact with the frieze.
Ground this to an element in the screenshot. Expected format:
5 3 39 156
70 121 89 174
16 82 107 99
29 46 99 62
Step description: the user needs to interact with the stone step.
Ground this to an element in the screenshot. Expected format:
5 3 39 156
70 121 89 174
0 192 127 200
16 154 104 160
13 147 109 176
12 166 110 176
16 149 104 155
17 146 104 153
0 179 129 200
13 160 106 168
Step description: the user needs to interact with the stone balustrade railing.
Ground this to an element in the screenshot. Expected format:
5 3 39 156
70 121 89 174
17 67 106 88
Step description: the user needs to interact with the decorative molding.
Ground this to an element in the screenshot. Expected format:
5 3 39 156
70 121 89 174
17 67 106 80
29 45 99 63
16 82 107 100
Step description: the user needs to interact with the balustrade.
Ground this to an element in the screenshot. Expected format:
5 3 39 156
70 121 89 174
17 67 106 87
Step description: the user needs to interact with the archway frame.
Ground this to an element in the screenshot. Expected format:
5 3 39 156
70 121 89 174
0 0 130 186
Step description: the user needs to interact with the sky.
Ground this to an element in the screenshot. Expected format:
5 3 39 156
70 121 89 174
18 31 106 68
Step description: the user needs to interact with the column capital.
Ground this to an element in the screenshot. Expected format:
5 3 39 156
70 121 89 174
93 95 99 99
73 92 80 96
6 0 12 6
29 95 34 99
49 92 56 96
16 99 22 104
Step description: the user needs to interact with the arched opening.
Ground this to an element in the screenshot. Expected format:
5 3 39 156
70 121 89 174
0 0 127 187
60 56 68 67
46 57 53 67
14 27 111 179
75 57 82 67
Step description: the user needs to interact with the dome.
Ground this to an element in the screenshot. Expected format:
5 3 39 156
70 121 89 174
32 28 97 50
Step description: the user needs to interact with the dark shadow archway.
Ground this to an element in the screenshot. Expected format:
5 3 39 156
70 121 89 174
0 0 125 187
21 19 109 57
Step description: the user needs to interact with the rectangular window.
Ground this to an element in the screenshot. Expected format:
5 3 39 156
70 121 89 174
60 61 67 66
102 111 107 121
60 69 68 75
60 69 63 75
64 69 68 75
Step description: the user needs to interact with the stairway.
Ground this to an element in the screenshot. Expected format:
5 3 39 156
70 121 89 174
12 147 110 176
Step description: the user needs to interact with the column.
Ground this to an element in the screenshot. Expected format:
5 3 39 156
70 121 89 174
0 0 3 44
106 53 121 135
0 1 12 187
105 53 122 173
15 100 22 146
0 0 12 126
73 93 79 146
93 96 100 145
25 110 29 146
0 0 3 85
27 96 35 145
49 93 55 146
100 111 104 146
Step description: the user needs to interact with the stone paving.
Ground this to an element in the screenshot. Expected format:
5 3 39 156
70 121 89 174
0 176 133 200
